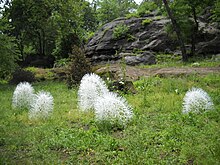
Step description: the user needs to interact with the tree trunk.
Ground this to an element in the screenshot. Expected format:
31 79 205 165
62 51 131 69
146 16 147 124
37 30 42 56
162 0 188 62
37 29 45 56
42 29 45 56
191 6 199 57
17 39 24 60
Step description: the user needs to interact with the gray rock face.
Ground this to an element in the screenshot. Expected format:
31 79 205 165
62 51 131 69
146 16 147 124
121 51 156 66
85 14 220 65
196 35 220 54
85 16 174 64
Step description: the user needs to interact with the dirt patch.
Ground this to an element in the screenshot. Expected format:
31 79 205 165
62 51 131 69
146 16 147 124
95 64 220 80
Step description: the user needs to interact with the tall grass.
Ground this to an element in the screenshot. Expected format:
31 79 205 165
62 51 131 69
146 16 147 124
0 73 220 164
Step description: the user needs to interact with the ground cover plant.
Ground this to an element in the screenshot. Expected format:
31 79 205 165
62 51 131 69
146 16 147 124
140 54 220 68
0 72 220 164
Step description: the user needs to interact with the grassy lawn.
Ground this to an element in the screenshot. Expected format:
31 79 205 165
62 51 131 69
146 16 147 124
140 54 220 68
0 73 220 164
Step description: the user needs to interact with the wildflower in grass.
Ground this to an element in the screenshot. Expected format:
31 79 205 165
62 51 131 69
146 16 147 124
78 73 109 111
182 87 214 113
94 92 133 126
29 91 54 119
12 82 34 109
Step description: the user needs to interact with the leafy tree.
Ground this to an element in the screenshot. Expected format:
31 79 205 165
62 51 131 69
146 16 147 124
162 0 217 60
97 0 137 24
170 0 214 57
82 1 98 32
2 0 97 61
67 45 91 88
137 1 158 16
0 15 19 79
50 0 94 59
162 0 188 62
212 0 220 23
3 0 56 58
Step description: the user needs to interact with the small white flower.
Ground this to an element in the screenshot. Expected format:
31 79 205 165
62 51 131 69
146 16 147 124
12 82 34 109
29 91 54 119
78 73 109 111
175 89 179 94
94 92 133 126
182 87 214 113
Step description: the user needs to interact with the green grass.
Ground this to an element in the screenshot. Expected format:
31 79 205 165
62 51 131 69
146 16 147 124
0 73 220 164
140 54 220 68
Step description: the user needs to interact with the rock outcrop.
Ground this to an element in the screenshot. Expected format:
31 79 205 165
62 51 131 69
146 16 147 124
85 16 174 65
85 14 220 65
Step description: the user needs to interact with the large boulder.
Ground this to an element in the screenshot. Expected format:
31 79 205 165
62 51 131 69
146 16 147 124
121 51 156 66
85 16 175 64
85 13 220 65
196 34 220 55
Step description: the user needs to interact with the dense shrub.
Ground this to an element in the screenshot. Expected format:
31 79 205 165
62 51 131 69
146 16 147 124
0 23 19 80
137 1 158 16
142 18 153 26
67 45 91 88
9 68 36 84
113 24 129 39
53 33 81 59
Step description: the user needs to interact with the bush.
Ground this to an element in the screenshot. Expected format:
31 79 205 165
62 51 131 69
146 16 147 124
113 24 129 39
53 33 81 59
53 58 70 68
9 68 36 84
142 18 153 26
67 45 91 88
125 12 139 19
137 2 158 16
0 18 19 80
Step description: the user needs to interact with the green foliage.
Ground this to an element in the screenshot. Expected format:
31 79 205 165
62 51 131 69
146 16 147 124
0 16 19 79
127 34 136 42
140 53 220 68
212 1 220 23
141 18 153 26
137 1 158 16
46 1 95 59
54 58 70 68
67 45 91 88
52 33 81 59
125 12 140 19
113 24 129 39
0 33 19 79
96 0 137 25
85 31 95 42
25 67 55 81
1 0 97 62
169 0 196 42
9 68 36 84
